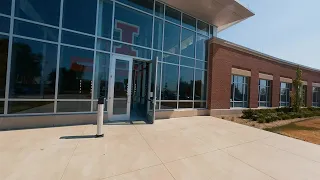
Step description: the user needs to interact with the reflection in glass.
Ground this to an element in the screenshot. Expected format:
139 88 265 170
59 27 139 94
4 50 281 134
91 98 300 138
14 20 59 42
163 53 178 64
0 35 9 98
153 18 163 50
63 0 96 34
94 53 110 99
165 6 181 24
197 20 209 36
196 60 207 69
279 82 291 107
230 75 249 108
155 1 164 17
195 70 207 100
15 0 61 26
62 31 95 48
8 101 54 114
58 46 94 99
196 34 207 61
182 14 196 30
57 101 91 112
96 38 111 52
161 64 178 100
113 42 151 59
0 16 10 33
312 87 320 107
161 101 177 109
164 22 180 54
194 102 206 108
114 4 153 48
179 67 194 100
113 59 129 115
97 0 113 38
0 101 3 114
118 0 154 14
179 102 193 108
180 57 194 67
0 0 12 15
259 79 271 107
181 28 195 58
10 38 57 99
152 51 162 62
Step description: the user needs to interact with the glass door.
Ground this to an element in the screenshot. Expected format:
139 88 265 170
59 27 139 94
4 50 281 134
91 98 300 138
108 55 133 121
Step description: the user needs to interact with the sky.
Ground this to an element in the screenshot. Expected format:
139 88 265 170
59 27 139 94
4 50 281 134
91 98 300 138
218 0 320 70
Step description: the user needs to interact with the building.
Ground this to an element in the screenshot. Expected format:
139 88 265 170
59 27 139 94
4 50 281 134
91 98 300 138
0 0 319 130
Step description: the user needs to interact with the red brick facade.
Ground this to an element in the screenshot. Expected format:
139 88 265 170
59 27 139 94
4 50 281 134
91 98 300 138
207 38 320 110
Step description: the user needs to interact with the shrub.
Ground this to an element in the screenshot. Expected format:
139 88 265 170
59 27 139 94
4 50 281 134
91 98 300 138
257 118 265 123
280 114 291 120
242 109 255 119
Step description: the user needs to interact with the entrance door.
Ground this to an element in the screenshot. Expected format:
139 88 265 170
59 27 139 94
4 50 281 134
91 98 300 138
108 55 133 121
146 57 159 124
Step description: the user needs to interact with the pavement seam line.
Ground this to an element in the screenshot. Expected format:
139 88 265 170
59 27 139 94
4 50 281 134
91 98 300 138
133 124 177 180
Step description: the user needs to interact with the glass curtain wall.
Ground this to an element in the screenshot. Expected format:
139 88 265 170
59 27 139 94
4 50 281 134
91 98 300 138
0 0 216 115
230 75 249 108
312 87 320 107
258 79 271 107
279 82 292 107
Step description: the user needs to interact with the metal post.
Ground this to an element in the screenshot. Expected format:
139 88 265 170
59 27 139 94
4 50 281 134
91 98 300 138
96 97 105 138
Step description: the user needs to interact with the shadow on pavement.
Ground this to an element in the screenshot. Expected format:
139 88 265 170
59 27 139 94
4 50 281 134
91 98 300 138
60 135 98 139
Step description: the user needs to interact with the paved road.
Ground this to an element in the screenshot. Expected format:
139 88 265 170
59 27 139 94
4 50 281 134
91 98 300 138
0 116 319 180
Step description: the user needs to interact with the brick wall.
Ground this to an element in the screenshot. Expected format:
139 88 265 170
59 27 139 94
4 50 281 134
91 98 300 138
208 41 320 109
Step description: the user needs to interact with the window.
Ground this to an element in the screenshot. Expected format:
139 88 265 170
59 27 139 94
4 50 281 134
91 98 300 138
10 38 58 99
258 79 272 107
231 75 249 108
312 87 320 107
63 0 97 34
15 0 61 26
112 42 151 59
165 6 181 24
196 34 207 61
0 16 10 33
8 101 54 114
181 28 195 58
57 101 91 112
155 1 164 18
114 4 153 48
179 66 194 100
0 35 9 98
161 63 178 100
197 20 209 36
194 70 207 101
58 46 94 99
153 18 163 50
96 38 111 52
117 0 154 14
164 22 180 54
97 0 113 39
182 14 196 30
62 31 95 48
163 53 178 64
279 82 292 107
93 52 110 99
14 20 59 42
0 0 12 15
0 101 3 114
180 57 194 67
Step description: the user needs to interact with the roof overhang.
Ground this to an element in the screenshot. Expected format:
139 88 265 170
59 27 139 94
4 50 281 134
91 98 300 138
159 0 254 31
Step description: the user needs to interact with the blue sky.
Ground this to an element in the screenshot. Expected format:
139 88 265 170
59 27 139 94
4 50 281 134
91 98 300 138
218 0 320 69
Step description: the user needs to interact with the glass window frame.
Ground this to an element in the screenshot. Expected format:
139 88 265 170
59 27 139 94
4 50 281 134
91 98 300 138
258 79 272 107
230 75 249 108
279 82 292 107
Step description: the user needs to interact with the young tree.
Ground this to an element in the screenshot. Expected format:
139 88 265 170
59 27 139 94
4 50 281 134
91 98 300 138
292 67 303 112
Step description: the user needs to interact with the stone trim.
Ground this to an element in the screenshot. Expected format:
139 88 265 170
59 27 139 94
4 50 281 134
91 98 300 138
232 68 251 77
259 73 273 80
280 77 292 83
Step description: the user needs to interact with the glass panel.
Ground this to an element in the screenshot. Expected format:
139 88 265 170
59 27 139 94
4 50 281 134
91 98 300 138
194 70 207 100
182 14 196 30
0 0 11 15
113 59 129 115
194 102 206 108
117 0 154 14
156 62 161 99
14 20 59 42
180 57 194 67
259 79 267 86
234 84 243 101
165 6 181 24
63 0 97 34
94 52 110 99
10 38 57 99
244 83 248 102
0 101 3 114
163 53 178 64
62 31 95 49
161 63 178 100
57 101 91 112
196 34 207 61
0 16 10 33
196 60 207 69
0 35 9 98
259 87 267 101
197 20 209 36
97 0 113 38
164 22 180 54
153 18 163 50
234 102 244 108
114 4 153 48
179 102 193 108
181 28 195 58
96 38 111 52
152 51 162 62
8 101 54 114
230 84 234 102
15 0 60 26
179 67 194 100
113 42 151 59
160 101 177 109
280 82 286 89
155 1 164 18
58 46 94 99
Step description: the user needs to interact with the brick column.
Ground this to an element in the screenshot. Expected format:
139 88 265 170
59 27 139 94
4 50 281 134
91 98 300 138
249 70 259 108
272 74 280 107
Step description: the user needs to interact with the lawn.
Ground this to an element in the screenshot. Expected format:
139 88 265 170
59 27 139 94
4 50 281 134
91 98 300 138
265 118 320 145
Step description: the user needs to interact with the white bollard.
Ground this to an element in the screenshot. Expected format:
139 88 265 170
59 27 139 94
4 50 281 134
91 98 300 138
96 97 105 138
